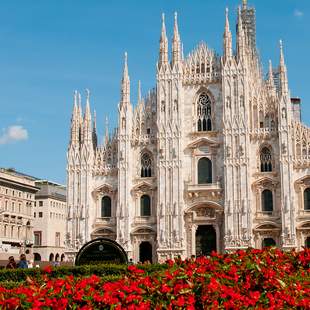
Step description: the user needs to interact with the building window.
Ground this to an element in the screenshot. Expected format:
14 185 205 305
262 238 276 248
34 212 36 218
197 92 212 132
304 188 310 210
39 212 43 218
305 237 310 248
262 189 273 212
260 147 272 172
34 231 42 246
101 196 111 217
146 128 151 135
140 195 151 216
141 153 152 177
55 232 60 247
39 201 43 207
198 157 212 184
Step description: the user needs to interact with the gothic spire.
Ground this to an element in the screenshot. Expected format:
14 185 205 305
120 52 130 108
279 40 288 95
137 80 142 103
84 89 91 121
77 92 83 125
223 7 232 61
70 90 79 145
159 13 168 68
83 89 92 143
237 7 246 61
92 110 98 149
172 12 181 66
105 116 109 144
268 60 276 93
242 0 247 9
93 109 97 131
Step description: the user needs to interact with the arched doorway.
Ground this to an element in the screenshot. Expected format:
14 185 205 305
55 253 60 261
33 253 41 261
196 225 216 256
49 253 54 261
262 237 276 248
61 254 65 262
139 241 152 263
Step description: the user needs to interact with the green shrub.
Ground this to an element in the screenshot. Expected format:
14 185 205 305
0 263 165 283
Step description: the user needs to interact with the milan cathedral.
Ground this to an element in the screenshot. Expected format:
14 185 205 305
66 0 310 262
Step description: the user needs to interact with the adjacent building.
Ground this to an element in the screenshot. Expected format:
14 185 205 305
33 180 67 262
0 168 38 260
66 0 310 262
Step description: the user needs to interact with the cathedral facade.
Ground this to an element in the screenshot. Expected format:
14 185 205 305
66 1 310 262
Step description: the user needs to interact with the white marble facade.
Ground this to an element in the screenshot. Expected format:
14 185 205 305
66 1 310 262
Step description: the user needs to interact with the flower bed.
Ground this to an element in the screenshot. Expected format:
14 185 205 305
0 248 309 309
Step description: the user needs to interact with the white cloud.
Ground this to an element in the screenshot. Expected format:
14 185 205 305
0 125 28 144
294 9 304 18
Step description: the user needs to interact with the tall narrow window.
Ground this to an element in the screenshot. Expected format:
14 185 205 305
262 189 273 212
198 158 212 184
101 196 112 217
140 195 151 216
304 188 310 210
141 153 152 177
197 93 212 132
34 231 42 246
260 147 272 172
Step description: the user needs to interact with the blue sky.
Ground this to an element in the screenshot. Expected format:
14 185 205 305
0 0 309 184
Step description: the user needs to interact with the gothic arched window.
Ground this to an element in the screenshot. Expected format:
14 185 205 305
140 195 151 216
304 188 310 210
260 147 272 172
305 236 310 248
262 189 273 212
198 157 212 184
141 153 152 177
101 196 111 217
197 93 212 132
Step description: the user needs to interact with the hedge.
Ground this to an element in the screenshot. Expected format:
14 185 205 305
0 263 167 283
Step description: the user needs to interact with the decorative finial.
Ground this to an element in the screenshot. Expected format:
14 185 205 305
162 12 165 23
242 0 247 8
86 88 90 101
174 12 177 22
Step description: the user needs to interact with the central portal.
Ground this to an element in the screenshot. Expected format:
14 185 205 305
196 225 216 256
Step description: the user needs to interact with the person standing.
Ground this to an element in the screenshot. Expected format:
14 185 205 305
6 256 17 269
17 254 28 269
